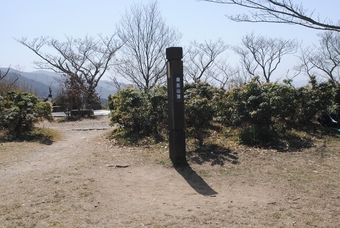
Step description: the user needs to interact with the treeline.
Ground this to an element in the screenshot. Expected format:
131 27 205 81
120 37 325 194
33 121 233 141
109 76 340 147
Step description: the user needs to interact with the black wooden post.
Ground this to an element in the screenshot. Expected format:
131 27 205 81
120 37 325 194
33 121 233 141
166 47 186 166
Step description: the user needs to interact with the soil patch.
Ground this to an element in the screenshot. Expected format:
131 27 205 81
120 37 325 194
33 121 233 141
0 116 339 227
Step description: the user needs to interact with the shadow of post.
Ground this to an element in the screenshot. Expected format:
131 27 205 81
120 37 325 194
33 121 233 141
175 164 218 196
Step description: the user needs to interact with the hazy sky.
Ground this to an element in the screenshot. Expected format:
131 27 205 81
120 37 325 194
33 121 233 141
1 0 339 82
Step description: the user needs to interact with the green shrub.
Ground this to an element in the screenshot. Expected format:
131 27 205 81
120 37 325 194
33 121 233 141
295 77 335 124
216 78 337 146
108 86 168 142
108 77 340 147
184 82 219 146
0 91 53 138
218 80 273 129
109 83 221 146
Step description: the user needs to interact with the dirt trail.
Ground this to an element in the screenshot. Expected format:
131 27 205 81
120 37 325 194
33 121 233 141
2 117 338 227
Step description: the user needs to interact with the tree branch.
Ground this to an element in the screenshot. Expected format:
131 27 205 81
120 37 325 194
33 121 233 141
200 0 340 32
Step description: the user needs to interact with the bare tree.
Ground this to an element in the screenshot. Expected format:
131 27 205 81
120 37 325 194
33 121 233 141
0 67 10 81
200 0 340 32
310 31 340 82
233 33 298 82
0 66 20 85
297 46 317 78
115 1 181 91
184 39 228 83
108 76 123 92
207 58 240 89
16 35 122 108
231 67 251 88
298 31 340 82
0 67 22 96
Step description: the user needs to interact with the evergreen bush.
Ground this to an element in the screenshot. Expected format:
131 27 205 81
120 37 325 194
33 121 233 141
0 91 53 138
108 86 168 141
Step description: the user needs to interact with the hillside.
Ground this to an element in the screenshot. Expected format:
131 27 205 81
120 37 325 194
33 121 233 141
0 68 118 103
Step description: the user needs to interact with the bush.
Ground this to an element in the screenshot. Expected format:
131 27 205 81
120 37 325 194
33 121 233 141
108 77 340 147
217 78 338 146
108 86 168 142
109 83 221 146
218 80 273 128
0 91 53 138
239 124 273 145
184 82 220 146
295 77 335 124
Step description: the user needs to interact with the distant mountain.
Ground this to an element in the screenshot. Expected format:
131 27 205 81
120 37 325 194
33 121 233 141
1 68 58 99
0 68 119 103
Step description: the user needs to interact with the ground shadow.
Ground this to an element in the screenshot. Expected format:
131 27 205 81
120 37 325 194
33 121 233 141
239 125 318 152
273 134 315 152
270 123 340 152
256 126 324 152
175 164 218 196
187 144 239 166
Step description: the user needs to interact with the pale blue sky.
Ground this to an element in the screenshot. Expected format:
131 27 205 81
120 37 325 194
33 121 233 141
1 0 339 82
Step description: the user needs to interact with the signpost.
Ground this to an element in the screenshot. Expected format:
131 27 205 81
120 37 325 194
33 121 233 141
166 47 186 166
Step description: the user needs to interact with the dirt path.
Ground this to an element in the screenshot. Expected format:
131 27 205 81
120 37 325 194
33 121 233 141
1 117 339 227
